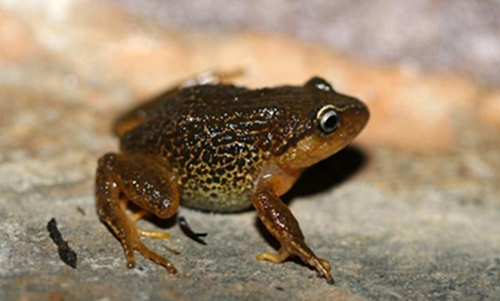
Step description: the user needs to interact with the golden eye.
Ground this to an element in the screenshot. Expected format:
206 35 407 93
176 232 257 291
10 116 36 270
317 106 339 134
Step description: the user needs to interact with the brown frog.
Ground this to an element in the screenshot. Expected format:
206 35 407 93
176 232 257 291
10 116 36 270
95 72 369 284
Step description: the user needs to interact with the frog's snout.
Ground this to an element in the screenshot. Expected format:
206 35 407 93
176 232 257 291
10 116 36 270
355 100 370 129
342 97 370 135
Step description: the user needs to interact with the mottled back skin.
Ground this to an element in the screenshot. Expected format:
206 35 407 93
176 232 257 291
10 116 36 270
119 80 367 211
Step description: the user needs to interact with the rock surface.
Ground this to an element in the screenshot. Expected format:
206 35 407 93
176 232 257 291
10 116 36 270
1 1 499 300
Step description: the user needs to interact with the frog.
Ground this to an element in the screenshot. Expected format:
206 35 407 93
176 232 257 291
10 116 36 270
95 71 369 284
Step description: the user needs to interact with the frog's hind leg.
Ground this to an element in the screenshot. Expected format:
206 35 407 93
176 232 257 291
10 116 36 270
113 94 174 137
252 184 334 284
95 153 180 273
113 69 244 137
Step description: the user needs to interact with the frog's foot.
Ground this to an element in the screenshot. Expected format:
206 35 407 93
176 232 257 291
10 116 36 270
252 185 334 284
96 153 180 274
257 246 332 284
138 229 171 240
128 209 151 222
100 206 178 273
133 238 178 273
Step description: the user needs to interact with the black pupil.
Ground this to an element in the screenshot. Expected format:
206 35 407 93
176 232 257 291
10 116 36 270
321 110 338 133
324 114 337 129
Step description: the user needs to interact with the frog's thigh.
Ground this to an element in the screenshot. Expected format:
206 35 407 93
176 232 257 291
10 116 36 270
95 153 179 273
252 184 334 284
114 94 173 137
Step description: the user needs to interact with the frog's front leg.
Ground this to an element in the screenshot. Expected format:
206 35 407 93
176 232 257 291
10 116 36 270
95 153 180 273
252 184 334 284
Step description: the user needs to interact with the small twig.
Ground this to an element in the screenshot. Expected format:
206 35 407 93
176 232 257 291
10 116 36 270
76 206 86 216
178 216 207 245
47 218 77 268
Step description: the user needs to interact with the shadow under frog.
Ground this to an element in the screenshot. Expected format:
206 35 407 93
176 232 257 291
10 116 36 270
144 146 368 261
256 146 368 261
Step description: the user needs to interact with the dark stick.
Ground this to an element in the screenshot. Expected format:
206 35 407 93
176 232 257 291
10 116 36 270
47 218 77 268
178 216 207 245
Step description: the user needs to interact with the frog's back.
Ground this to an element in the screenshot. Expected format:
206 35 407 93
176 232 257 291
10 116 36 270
120 84 316 212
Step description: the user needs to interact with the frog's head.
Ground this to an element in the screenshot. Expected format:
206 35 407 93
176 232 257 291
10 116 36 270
276 77 369 169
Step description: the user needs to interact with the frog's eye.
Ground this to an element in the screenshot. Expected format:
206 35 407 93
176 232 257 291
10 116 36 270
317 106 339 134
305 77 334 92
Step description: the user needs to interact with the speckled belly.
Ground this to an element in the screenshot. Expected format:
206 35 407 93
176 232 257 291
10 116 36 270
178 174 256 212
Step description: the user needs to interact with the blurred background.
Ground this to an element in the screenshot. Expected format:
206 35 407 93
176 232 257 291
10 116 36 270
120 0 500 86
